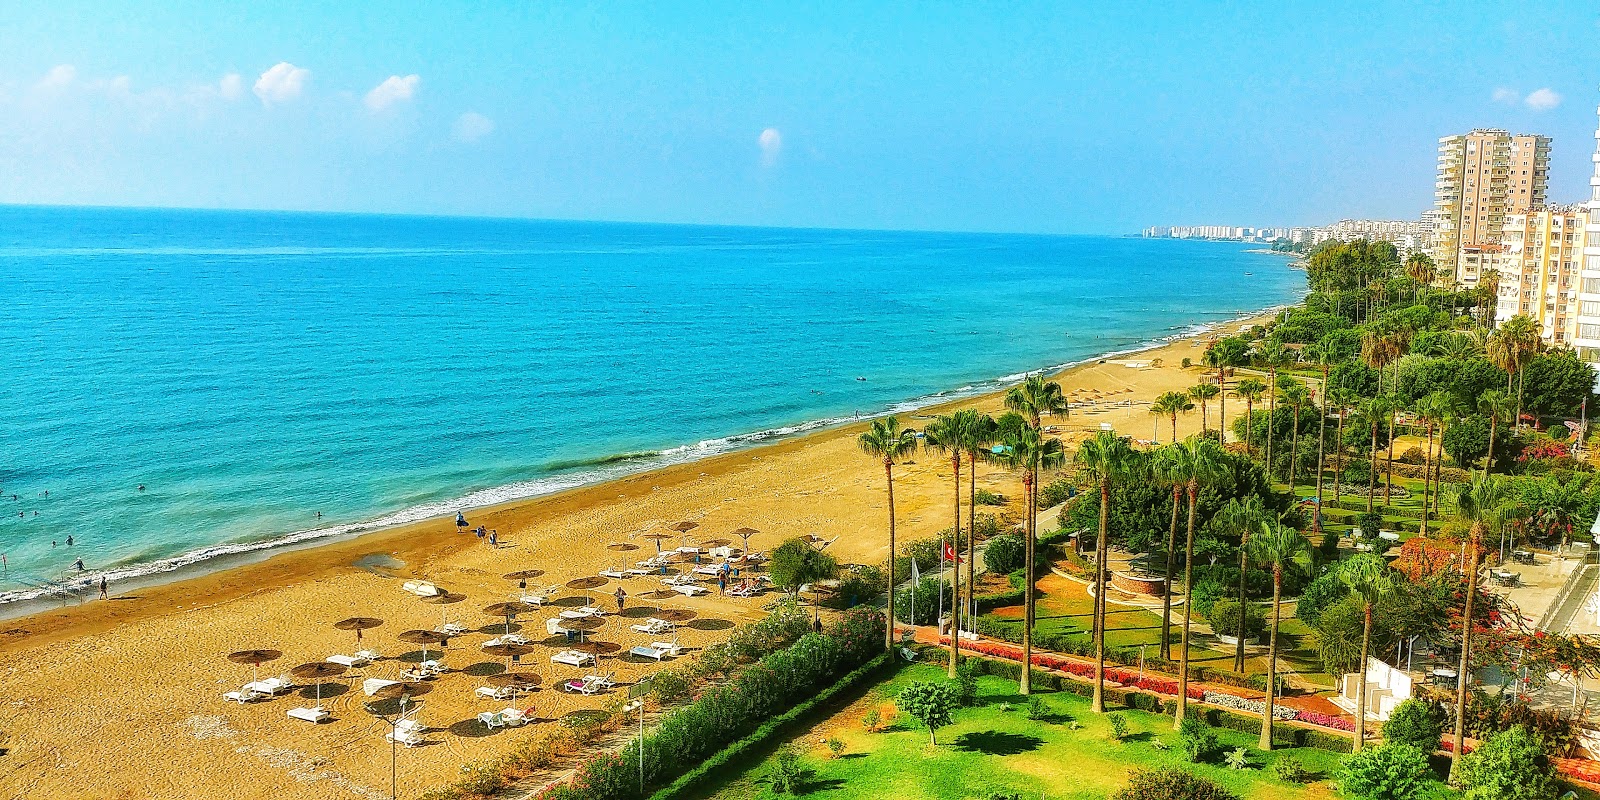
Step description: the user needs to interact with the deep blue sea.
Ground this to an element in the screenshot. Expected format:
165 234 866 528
0 206 1304 600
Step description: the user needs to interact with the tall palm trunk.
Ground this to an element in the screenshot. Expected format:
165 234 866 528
1020 471 1035 695
1261 565 1283 750
1315 369 1329 530
1234 527 1249 672
1092 475 1111 712
1367 419 1380 514
1334 407 1345 504
1266 369 1277 478
1218 367 1227 441
1485 415 1498 474
1515 368 1526 433
1175 481 1199 729
1243 397 1254 455
1449 536 1481 783
1169 413 1178 444
1421 423 1434 537
948 451 962 678
884 460 898 652
1355 602 1372 752
1384 410 1396 505
1288 406 1302 487
1161 486 1180 660
966 450 978 655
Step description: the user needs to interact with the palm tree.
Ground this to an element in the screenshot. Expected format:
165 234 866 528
1189 382 1221 434
1361 328 1397 396
1356 397 1390 514
1487 315 1541 428
1433 332 1480 362
1255 342 1291 474
922 414 966 678
1212 496 1266 673
1249 520 1311 750
1413 392 1448 537
1449 474 1510 782
1150 391 1193 443
1477 389 1514 474
858 416 919 652
996 418 1066 695
955 409 999 659
1233 378 1267 455
1005 373 1068 430
1150 444 1186 661
1329 387 1358 505
1075 430 1142 712
1405 252 1436 302
1341 553 1393 752
1524 474 1591 552
1277 379 1310 487
1306 336 1349 529
1168 436 1229 729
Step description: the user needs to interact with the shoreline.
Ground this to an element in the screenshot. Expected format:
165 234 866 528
0 304 1285 638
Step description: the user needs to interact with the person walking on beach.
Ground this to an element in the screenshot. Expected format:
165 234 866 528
100 576 108 600
718 572 727 594
614 586 627 612
488 530 498 548
456 511 468 532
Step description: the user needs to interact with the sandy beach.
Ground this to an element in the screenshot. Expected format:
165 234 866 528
0 312 1273 800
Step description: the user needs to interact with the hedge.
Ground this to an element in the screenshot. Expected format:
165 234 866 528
645 653 894 800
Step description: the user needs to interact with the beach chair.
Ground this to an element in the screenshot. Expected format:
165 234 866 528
439 622 470 637
670 583 709 597
629 617 672 635
626 564 654 576
386 727 425 747
546 618 566 637
362 678 399 697
420 659 447 673
691 564 723 576
327 653 370 668
899 647 919 662
355 649 381 662
662 574 696 586
649 640 682 658
675 546 701 556
630 644 670 661
599 567 628 579
562 675 609 695
727 581 758 598
476 685 516 701
223 687 267 704
551 650 595 667
477 711 507 730
401 580 441 597
579 605 605 617
245 675 294 695
709 546 734 559
586 673 617 689
499 707 529 726
287 706 330 723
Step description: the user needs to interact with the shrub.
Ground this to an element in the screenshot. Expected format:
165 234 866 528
768 745 804 794
1355 510 1383 538
1205 599 1266 640
955 659 980 706
898 681 959 745
983 535 1026 575
832 564 884 607
975 488 1008 506
1026 696 1049 721
1225 747 1251 770
1039 477 1077 508
1189 579 1225 618
981 793 1022 800
1178 716 1218 763
893 576 947 625
824 736 845 759
1456 725 1556 800
1398 445 1426 465
861 704 893 733
1344 458 1372 485
1273 754 1310 783
649 668 693 704
1382 698 1445 754
1111 767 1239 800
1109 713 1129 741
1296 568 1348 627
1338 743 1434 800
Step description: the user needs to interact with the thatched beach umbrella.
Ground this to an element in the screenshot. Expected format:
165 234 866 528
639 589 678 602
670 521 699 534
420 591 466 630
642 532 674 553
290 661 347 708
561 616 603 644
565 576 608 591
699 538 731 549
333 617 383 646
481 641 535 669
398 629 449 664
227 649 282 685
483 600 537 639
606 543 639 552
655 608 695 624
730 527 758 552
487 672 541 692
503 568 545 591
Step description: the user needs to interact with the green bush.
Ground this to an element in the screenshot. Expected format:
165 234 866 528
1178 716 1218 763
1110 767 1239 800
1344 458 1372 485
898 681 959 745
768 745 804 794
1456 725 1556 800
955 659 980 707
1039 477 1077 508
1382 699 1445 754
983 535 1026 575
1189 579 1225 618
1109 713 1129 741
1205 599 1266 641
1296 568 1348 627
1225 747 1251 770
1337 743 1434 800
893 576 947 625
975 488 1008 506
833 565 884 607
1273 754 1310 783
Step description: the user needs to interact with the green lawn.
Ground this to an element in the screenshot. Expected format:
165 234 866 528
690 664 1345 800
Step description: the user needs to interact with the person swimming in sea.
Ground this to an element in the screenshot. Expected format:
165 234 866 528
73 557 84 572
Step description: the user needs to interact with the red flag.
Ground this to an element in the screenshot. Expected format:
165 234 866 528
943 540 961 563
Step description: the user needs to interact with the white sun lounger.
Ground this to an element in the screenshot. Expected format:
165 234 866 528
402 580 441 597
547 618 566 636
483 633 530 647
692 564 724 576
585 673 616 688
386 727 425 747
650 640 682 657
599 568 628 579
244 676 294 696
499 707 529 725
478 711 508 729
629 618 673 635
439 622 470 636
223 688 267 704
630 644 671 661
363 678 399 697
476 685 516 700
562 675 611 695
663 574 697 586
675 546 701 555
670 583 709 596
287 706 330 723
626 565 654 576
327 653 370 668
551 650 595 667
710 546 734 559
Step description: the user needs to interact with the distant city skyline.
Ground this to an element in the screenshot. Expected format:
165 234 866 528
0 2 1597 234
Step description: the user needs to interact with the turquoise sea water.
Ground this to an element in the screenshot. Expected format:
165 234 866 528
0 206 1304 600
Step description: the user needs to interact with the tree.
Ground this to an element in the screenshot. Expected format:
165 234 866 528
1231 379 1267 455
768 537 838 597
1443 415 1491 473
896 681 957 745
1449 473 1511 782
1307 335 1352 526
1412 391 1450 536
1476 389 1514 473
982 534 1025 575
1005 373 1068 430
1075 430 1143 711
1151 391 1194 444
1211 496 1267 672
1204 337 1250 437
858 416 919 651
1189 382 1221 434
996 416 1066 695
1255 341 1291 473
1356 397 1391 513
1177 716 1218 763
1329 387 1359 505
1338 743 1435 800
1151 445 1187 661
1166 436 1229 728
1342 553 1394 752
1248 520 1311 749
1486 315 1541 428
922 413 966 677
956 409 999 673
1455 725 1556 800
1277 378 1311 485
1405 252 1436 300
1382 698 1445 754
1520 348 1599 419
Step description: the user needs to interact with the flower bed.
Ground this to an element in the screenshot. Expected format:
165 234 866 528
1292 710 1355 732
1202 690 1297 720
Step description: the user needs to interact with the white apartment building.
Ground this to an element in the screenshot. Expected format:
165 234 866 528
1432 129 1551 287
1571 99 1600 377
1494 206 1588 345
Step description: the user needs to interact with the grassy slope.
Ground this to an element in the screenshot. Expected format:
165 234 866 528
692 664 1343 800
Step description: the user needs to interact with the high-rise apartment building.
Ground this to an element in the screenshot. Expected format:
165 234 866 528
1431 129 1551 287
1493 207 1588 345
1570 99 1600 373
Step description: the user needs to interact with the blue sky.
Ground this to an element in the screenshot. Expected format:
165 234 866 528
0 1 1596 234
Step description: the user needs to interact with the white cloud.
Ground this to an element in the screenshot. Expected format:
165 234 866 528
253 62 310 105
364 74 419 111
37 64 76 90
452 111 494 143
1525 87 1561 111
219 73 244 101
1492 87 1519 104
759 127 782 166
